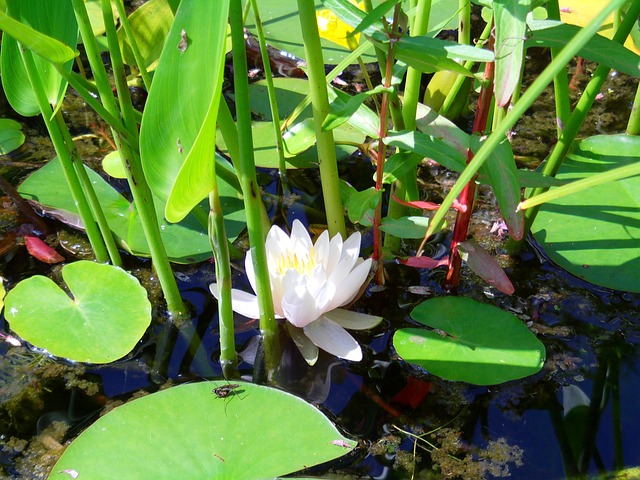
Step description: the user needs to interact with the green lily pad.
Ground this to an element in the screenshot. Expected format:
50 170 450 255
394 297 545 385
4 261 151 363
532 134 640 292
18 158 245 264
50 381 356 479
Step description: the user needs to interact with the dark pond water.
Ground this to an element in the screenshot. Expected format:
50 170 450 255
1 44 639 479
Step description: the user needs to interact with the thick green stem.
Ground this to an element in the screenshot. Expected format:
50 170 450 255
114 0 152 91
229 0 278 372
626 81 640 135
296 0 346 238
423 0 629 244
546 0 571 134
19 47 109 263
54 111 123 266
208 187 238 375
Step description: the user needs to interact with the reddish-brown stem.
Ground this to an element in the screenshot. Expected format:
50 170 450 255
373 4 402 284
444 39 495 291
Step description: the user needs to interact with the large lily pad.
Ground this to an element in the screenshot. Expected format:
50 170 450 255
532 134 640 292
4 261 151 363
50 381 356 479
394 297 545 385
18 158 245 264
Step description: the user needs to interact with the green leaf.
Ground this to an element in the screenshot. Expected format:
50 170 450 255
471 135 524 241
526 20 640 77
140 0 229 222
532 134 640 292
493 0 531 106
5 261 151 363
380 216 430 238
217 78 364 169
394 297 546 385
118 0 174 70
323 84 389 132
18 158 245 264
382 152 423 184
346 186 382 224
390 36 493 76
0 118 24 154
50 381 356 479
329 86 380 138
385 130 467 172
0 1 78 116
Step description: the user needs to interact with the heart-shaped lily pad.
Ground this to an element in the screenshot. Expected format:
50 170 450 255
50 381 356 479
394 297 545 385
4 261 151 363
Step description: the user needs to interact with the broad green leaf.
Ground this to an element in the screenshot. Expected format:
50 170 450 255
85 0 119 37
5 261 151 363
382 152 423 184
118 0 174 71
493 0 531 106
0 1 78 116
526 20 640 77
217 78 364 169
140 0 229 222
471 135 524 241
414 101 469 154
101 150 126 178
380 216 430 238
532 134 640 292
0 118 24 154
329 86 380 138
385 130 467 172
394 297 545 385
50 381 356 479
18 158 245 264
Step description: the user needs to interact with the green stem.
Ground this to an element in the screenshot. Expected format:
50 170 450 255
114 0 152 91
458 0 470 46
101 0 186 316
19 47 109 263
296 0 346 238
626 80 640 135
423 0 629 243
208 186 238 375
229 0 277 368
546 0 571 135
248 0 288 188
54 111 123 266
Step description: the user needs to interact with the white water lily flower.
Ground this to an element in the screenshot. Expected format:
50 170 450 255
210 220 382 365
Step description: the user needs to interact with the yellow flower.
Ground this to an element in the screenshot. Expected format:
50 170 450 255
316 1 365 51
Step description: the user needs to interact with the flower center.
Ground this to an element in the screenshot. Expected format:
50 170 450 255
274 247 316 277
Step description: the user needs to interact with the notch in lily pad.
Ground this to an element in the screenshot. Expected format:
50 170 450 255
4 261 151 363
393 297 545 385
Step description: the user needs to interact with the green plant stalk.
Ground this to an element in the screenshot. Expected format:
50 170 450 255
510 0 640 249
248 0 288 185
546 0 571 135
208 188 238 375
421 0 628 243
19 48 109 263
458 0 470 46
229 0 277 347
296 0 346 239
114 0 152 91
626 80 640 135
518 161 640 210
53 111 123 266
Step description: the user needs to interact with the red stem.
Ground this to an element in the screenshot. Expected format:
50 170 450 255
444 38 495 291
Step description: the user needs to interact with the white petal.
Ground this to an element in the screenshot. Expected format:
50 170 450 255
281 271 322 327
304 317 362 361
325 233 344 276
291 219 313 251
286 323 319 366
323 308 383 330
313 230 331 268
210 284 260 319
266 224 292 258
342 231 362 262
244 249 258 295
327 258 372 310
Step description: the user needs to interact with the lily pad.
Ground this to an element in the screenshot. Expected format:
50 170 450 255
394 297 545 385
532 134 640 292
0 118 24 154
4 261 151 363
50 381 356 479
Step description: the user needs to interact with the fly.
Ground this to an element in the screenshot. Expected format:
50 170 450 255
212 383 240 399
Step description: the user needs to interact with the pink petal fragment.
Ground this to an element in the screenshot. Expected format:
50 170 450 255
399 256 449 269
24 236 64 264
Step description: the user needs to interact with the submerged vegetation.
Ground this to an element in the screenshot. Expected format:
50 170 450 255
0 0 639 478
